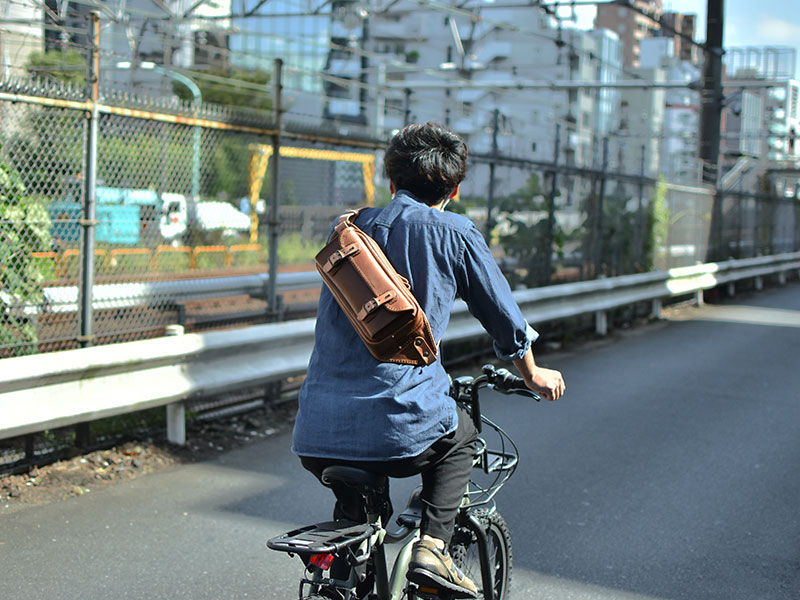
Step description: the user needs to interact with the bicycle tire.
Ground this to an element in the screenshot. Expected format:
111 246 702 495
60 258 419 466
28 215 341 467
450 509 512 600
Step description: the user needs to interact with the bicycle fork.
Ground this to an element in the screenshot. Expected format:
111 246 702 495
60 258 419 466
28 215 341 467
466 512 496 600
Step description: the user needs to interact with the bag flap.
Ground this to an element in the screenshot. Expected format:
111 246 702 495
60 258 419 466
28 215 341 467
336 227 416 315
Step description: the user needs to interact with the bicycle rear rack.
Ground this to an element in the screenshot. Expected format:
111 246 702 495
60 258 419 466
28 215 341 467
267 520 377 555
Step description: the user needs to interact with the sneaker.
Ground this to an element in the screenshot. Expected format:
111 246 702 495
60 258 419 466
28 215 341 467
406 539 478 598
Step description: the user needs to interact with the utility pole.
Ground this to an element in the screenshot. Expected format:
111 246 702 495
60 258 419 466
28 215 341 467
700 0 726 260
699 0 725 186
486 108 499 239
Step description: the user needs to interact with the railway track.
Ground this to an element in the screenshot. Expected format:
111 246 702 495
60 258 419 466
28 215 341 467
27 264 322 354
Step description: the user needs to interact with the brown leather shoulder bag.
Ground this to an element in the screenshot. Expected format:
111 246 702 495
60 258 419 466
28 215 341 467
314 209 438 366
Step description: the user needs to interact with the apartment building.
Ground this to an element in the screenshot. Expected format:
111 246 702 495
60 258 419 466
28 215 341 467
595 0 661 67
322 0 630 203
659 11 698 65
721 48 799 182
638 36 701 184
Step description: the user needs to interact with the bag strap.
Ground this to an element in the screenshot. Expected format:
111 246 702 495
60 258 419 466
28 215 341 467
333 201 405 240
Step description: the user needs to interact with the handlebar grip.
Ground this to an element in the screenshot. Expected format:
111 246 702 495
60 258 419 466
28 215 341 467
493 368 542 401
494 368 525 389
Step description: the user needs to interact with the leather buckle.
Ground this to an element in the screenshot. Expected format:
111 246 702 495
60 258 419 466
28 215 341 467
322 242 360 273
357 290 396 320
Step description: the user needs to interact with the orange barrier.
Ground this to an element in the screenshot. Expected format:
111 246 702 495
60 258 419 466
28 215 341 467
31 252 60 281
227 243 263 267
60 248 107 277
109 247 152 271
192 245 227 270
36 244 267 277
154 245 192 272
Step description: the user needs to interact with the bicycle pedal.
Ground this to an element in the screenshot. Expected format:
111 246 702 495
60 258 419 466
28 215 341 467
410 585 458 600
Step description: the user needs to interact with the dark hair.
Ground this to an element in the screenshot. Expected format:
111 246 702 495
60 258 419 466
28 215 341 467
383 122 468 206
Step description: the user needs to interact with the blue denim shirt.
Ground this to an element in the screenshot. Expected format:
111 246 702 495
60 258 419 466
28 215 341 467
292 191 538 460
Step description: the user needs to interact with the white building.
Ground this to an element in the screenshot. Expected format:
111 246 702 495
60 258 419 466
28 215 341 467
721 48 799 191
1 1 43 78
322 1 628 203
639 36 701 184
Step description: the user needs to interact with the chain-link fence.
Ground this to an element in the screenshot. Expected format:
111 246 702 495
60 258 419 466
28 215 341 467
2 70 799 359
0 70 385 357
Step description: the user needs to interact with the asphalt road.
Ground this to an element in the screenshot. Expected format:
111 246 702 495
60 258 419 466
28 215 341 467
2 283 799 600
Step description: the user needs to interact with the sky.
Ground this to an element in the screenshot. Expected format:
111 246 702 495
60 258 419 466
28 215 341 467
568 0 800 79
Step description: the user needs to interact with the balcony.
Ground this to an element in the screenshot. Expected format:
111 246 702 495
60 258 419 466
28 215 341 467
326 58 362 78
474 41 512 64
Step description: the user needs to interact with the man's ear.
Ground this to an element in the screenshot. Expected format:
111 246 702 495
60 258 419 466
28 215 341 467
448 185 460 199
389 180 396 195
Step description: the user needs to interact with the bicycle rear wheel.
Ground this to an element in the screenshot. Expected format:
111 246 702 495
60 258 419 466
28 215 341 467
450 509 512 600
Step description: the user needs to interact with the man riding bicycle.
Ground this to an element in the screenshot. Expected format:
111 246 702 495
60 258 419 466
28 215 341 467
292 122 565 598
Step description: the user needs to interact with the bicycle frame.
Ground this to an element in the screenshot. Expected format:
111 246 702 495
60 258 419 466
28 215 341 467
268 365 534 600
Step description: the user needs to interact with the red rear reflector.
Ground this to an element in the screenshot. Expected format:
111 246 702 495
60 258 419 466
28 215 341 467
309 553 334 570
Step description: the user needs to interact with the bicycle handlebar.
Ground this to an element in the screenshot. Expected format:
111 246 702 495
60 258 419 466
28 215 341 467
486 366 542 400
450 364 541 433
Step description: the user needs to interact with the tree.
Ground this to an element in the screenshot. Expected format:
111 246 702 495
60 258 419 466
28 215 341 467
579 179 665 276
494 173 565 288
172 68 273 111
26 50 86 87
0 158 52 356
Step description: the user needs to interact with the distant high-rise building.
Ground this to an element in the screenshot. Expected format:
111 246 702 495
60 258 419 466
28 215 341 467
595 0 661 67
659 12 698 65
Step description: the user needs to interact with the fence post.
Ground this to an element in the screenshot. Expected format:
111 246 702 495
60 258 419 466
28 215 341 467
267 58 283 321
78 11 100 349
403 88 411 124
545 123 560 285
485 108 499 239
593 137 609 278
634 144 646 267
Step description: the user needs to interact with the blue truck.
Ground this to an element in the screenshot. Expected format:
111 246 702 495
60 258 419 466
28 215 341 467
48 187 178 246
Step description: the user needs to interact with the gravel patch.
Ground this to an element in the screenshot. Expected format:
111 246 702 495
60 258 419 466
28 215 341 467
1 401 297 513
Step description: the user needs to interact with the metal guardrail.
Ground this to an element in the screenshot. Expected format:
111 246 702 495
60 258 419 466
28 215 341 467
36 271 321 314
2 252 799 445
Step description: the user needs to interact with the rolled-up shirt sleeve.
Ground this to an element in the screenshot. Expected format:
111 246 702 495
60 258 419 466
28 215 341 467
455 225 539 360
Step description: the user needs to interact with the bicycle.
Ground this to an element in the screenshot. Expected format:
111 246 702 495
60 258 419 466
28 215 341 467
268 364 541 600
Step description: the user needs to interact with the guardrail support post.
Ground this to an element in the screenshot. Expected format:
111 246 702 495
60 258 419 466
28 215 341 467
695 289 704 306
651 299 662 320
727 282 735 297
595 310 608 336
164 324 186 445
754 276 764 291
778 271 786 285
166 403 186 445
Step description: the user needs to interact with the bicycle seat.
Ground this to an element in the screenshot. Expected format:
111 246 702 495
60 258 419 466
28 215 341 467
321 466 388 495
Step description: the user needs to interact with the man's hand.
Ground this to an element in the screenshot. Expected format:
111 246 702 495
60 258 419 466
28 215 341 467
526 366 565 402
513 348 565 401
